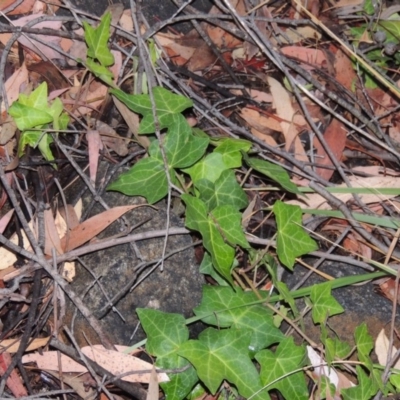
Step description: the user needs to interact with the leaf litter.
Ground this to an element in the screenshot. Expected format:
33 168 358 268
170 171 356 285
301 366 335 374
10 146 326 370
0 0 400 398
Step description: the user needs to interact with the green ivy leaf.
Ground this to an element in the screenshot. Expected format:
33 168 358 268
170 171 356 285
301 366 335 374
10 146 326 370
18 131 43 156
137 309 198 400
83 12 114 67
85 58 115 87
355 323 374 370
243 154 300 194
256 337 308 400
151 114 209 168
9 103 53 131
324 336 351 364
110 87 193 133
273 201 318 269
179 328 265 400
183 152 229 184
342 366 376 400
210 205 249 248
38 132 55 163
310 282 344 324
194 286 284 351
196 169 248 211
213 138 252 168
199 253 230 286
182 195 234 282
18 81 48 109
107 157 168 204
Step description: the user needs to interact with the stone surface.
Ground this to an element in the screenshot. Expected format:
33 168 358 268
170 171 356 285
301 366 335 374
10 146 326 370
60 0 212 33
64 168 204 346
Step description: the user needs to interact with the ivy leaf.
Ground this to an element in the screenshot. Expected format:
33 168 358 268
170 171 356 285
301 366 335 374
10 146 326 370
256 337 308 400
9 103 53 131
137 309 198 400
199 253 230 286
38 133 55 163
183 152 229 184
213 138 251 168
151 114 209 168
110 87 193 133
196 169 248 211
194 286 284 352
85 58 115 87
83 12 114 67
179 328 266 400
18 131 43 156
310 282 344 324
107 158 168 204
210 205 249 248
324 336 351 364
355 323 374 370
342 366 376 400
182 195 234 282
243 154 300 194
273 201 318 269
18 81 48 109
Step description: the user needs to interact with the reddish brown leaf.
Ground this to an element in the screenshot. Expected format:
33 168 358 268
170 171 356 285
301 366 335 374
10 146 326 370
60 205 146 252
313 118 346 181
0 351 27 397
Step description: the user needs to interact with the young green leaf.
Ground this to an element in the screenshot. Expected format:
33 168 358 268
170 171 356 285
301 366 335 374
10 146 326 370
310 282 344 324
110 87 193 133
243 153 300 194
273 201 318 269
183 152 229 184
18 81 48 109
179 328 266 400
194 285 284 351
256 337 308 400
213 138 252 168
107 158 169 204
9 103 53 131
137 309 198 400
83 12 114 67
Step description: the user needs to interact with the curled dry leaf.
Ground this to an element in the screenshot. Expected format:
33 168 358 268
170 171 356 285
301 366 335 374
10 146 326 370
375 329 400 369
86 130 103 188
267 76 309 163
22 346 169 383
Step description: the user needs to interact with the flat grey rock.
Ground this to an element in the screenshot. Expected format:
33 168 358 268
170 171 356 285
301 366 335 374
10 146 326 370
65 168 204 346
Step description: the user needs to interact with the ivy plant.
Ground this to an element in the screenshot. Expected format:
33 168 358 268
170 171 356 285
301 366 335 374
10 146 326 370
9 81 69 164
9 13 394 400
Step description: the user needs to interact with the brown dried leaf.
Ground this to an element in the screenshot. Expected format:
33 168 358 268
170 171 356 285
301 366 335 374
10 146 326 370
44 208 63 256
22 346 169 383
86 130 103 188
0 337 49 353
60 205 145 252
267 76 308 163
0 351 27 397
313 118 346 181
